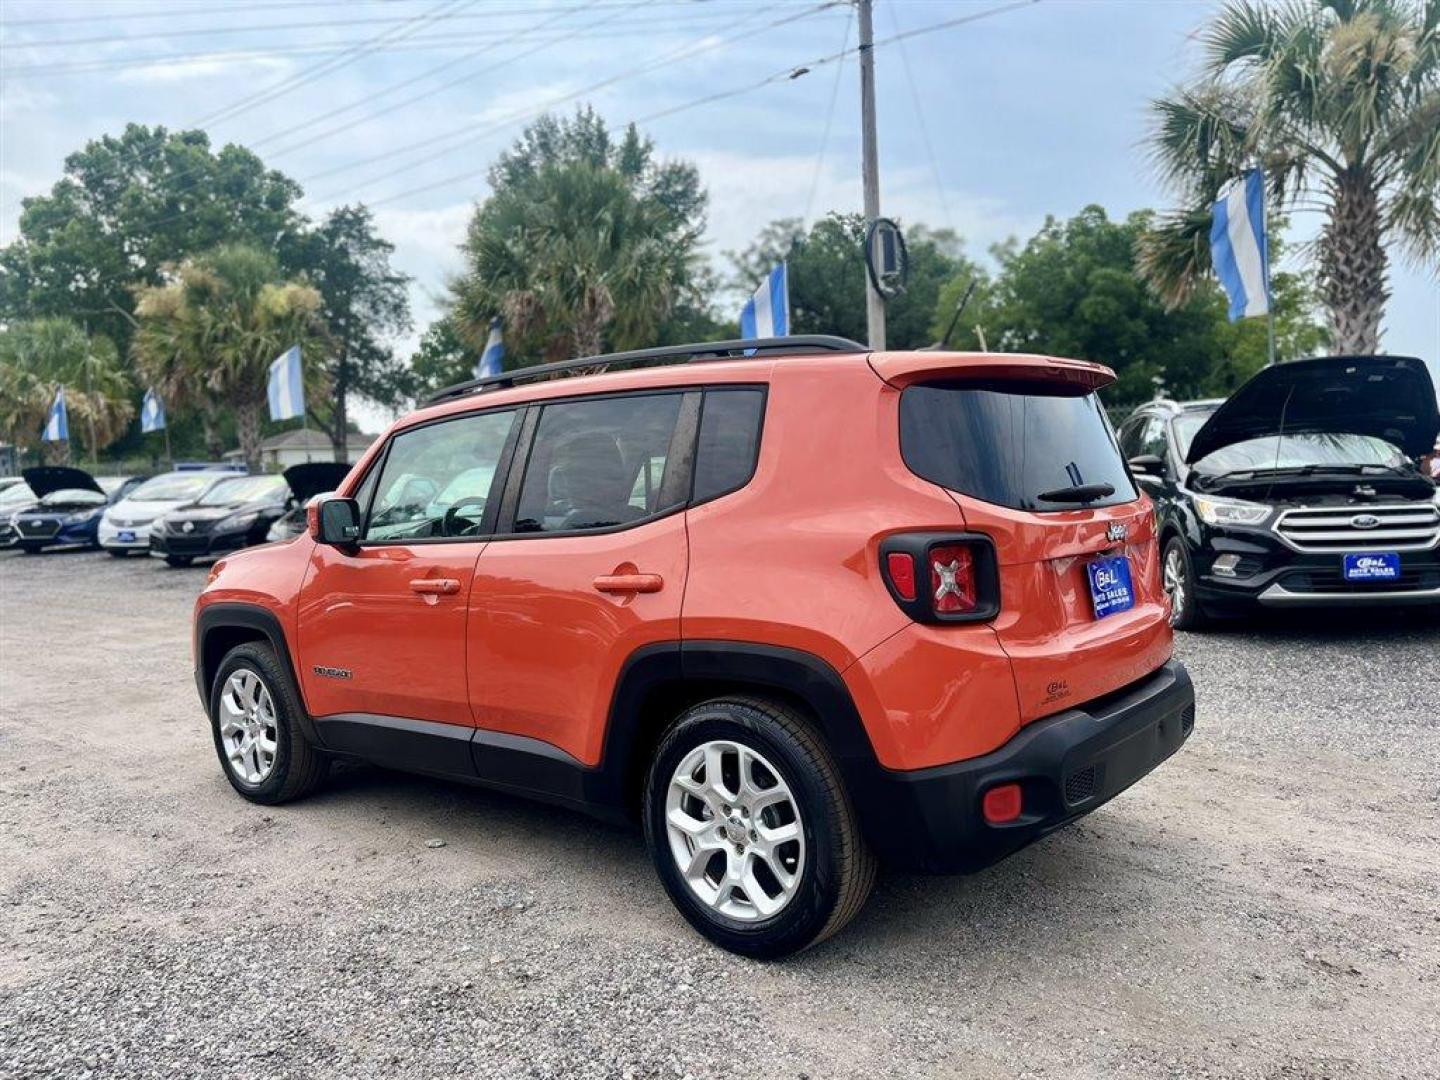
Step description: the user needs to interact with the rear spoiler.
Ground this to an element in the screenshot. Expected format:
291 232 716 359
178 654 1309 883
868 351 1115 393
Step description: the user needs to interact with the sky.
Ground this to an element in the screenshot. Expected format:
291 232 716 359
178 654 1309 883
2 0 1437 432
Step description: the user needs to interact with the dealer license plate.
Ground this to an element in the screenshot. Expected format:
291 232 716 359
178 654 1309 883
1343 552 1399 581
1086 555 1135 619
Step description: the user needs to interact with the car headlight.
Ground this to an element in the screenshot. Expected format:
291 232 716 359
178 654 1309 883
218 511 260 531
1194 495 1271 527
63 511 95 524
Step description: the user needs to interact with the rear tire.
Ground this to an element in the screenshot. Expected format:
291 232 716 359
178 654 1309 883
643 696 876 959
1162 536 1209 631
165 555 193 568
209 642 328 805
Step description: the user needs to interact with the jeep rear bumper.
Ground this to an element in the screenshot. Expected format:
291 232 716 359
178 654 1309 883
855 660 1194 872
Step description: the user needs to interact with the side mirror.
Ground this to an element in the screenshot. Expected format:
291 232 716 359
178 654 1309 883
1128 454 1167 478
310 496 361 549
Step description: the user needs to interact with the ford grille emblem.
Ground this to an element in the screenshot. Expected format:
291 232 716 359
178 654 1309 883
1106 522 1128 543
1350 514 1381 529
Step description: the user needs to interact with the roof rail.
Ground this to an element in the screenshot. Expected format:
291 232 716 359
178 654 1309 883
423 335 868 406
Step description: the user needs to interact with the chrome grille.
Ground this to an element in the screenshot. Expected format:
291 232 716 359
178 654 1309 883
167 518 213 535
1273 504 1440 552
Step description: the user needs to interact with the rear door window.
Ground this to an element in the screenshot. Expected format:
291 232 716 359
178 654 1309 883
512 393 684 534
900 381 1138 511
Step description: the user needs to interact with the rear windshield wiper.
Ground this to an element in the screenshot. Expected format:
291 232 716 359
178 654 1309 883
1036 483 1115 504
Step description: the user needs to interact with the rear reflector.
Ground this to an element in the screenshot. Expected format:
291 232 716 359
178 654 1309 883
982 783 1023 824
885 552 917 601
929 544 977 614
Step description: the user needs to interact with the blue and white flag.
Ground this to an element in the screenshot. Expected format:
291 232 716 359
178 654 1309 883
43 387 68 442
141 388 166 433
1211 169 1270 322
739 262 789 340
267 345 305 422
475 317 504 379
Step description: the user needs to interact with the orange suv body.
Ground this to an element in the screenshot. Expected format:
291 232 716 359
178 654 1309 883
195 337 1193 955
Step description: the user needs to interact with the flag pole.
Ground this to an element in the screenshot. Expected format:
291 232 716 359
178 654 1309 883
1261 170 1277 368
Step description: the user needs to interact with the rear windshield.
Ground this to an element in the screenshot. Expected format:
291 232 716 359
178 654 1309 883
900 381 1137 511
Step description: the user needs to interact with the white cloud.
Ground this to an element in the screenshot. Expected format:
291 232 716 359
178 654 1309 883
115 55 294 86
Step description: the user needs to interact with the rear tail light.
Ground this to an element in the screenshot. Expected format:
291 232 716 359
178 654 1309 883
928 543 976 614
879 532 1000 623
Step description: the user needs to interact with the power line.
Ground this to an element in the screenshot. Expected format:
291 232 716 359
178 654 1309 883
2 12 770 78
0 1 418 28
189 0 471 130
887 0 952 232
309 2 840 200
251 2 640 155
361 0 1039 209
802 5 853 229
1 3 683 48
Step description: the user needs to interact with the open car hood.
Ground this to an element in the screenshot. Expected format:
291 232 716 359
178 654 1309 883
282 462 351 502
21 466 103 498
1185 355 1440 466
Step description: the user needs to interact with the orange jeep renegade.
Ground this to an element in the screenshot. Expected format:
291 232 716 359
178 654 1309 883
194 336 1194 957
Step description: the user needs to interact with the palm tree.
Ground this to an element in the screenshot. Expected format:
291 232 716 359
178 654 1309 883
1139 0 1439 354
0 318 133 465
451 112 704 366
133 245 327 470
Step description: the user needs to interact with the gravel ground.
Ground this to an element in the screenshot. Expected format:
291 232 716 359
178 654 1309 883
1 548 1437 1079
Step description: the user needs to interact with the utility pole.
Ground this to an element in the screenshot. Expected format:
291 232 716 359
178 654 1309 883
858 0 885 349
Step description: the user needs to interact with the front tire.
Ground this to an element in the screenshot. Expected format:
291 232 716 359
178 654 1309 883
643 697 875 959
209 643 328 805
1162 535 1209 631
107 548 129 558
165 554 193 568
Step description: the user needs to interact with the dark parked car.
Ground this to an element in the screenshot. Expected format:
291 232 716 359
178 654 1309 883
151 463 349 566
10 468 147 553
1119 355 1440 627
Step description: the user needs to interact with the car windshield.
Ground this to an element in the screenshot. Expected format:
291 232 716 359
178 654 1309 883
1189 431 1407 475
198 475 288 506
127 473 217 502
39 488 105 507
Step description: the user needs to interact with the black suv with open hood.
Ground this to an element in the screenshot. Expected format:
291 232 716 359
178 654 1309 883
1118 355 1440 627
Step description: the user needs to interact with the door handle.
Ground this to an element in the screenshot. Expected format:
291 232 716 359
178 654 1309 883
593 573 663 594
409 578 461 595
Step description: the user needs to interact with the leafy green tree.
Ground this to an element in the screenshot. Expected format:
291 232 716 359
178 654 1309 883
728 214 981 349
409 316 474 397
0 125 307 362
292 205 412 456
986 206 1326 406
1139 0 1440 353
450 109 707 363
133 245 328 470
0 318 133 465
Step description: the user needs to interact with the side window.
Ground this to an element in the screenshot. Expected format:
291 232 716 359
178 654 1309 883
513 393 683 534
1138 417 1169 460
363 410 515 541
693 388 765 503
1118 416 1148 458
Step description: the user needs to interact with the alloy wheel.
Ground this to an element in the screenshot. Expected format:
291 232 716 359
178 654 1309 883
1162 546 1186 624
219 669 279 784
664 740 806 921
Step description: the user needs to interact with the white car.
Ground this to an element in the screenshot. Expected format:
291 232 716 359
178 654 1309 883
98 470 238 555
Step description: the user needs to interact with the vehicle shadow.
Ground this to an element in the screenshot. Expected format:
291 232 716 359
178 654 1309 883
300 757 1181 967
